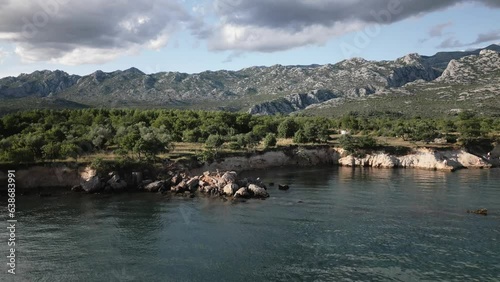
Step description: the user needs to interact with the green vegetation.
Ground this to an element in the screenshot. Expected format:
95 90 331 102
0 109 498 164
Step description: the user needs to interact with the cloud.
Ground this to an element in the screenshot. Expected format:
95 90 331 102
0 0 499 64
0 48 7 63
0 0 191 65
207 0 500 52
428 21 453 37
437 37 464 48
470 29 500 45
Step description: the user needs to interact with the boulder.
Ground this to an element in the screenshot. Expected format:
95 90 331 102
170 174 183 186
172 181 187 193
221 171 237 184
248 184 269 198
223 183 239 196
81 176 102 194
248 177 267 189
234 188 250 199
158 181 172 193
144 181 164 193
186 177 200 192
107 175 127 191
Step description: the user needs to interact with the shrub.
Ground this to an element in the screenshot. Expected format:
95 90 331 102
293 130 307 144
263 133 277 148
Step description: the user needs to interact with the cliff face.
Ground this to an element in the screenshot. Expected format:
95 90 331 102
0 166 96 190
338 148 491 171
248 90 339 115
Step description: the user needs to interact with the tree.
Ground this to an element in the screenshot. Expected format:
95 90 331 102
293 130 307 144
244 132 260 151
60 143 81 161
88 125 113 150
205 134 224 152
338 135 357 153
42 142 62 161
277 118 298 138
263 133 277 148
457 111 482 139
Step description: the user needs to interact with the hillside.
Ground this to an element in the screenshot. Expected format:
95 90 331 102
0 44 499 117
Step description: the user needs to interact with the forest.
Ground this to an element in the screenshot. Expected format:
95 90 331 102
0 109 498 164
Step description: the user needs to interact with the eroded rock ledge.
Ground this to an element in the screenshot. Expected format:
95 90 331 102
337 148 491 171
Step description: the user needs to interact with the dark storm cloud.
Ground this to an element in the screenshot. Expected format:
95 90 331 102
214 0 463 31
209 0 500 52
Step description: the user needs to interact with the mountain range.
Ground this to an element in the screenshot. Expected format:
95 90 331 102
1 44 499 117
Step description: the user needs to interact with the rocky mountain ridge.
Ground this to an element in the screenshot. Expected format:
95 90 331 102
0 44 499 116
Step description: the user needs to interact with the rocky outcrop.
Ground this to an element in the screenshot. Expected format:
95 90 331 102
436 49 500 83
249 89 339 115
338 148 491 171
387 54 440 87
195 171 268 199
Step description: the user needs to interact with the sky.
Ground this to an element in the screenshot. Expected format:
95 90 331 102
0 0 499 78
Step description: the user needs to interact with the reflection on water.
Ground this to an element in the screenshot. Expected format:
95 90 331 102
4 167 500 281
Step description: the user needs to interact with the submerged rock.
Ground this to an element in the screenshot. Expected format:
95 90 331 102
467 209 488 216
278 184 290 191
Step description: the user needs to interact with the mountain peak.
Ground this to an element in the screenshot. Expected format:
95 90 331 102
398 53 422 65
123 67 145 75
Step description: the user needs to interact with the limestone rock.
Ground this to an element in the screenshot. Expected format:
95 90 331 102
248 184 269 198
234 188 250 199
144 181 164 193
223 183 239 196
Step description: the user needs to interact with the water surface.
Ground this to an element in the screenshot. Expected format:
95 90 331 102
2 167 500 281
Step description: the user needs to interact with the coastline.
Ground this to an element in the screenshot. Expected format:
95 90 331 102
0 146 496 190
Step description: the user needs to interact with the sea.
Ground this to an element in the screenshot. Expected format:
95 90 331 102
2 167 500 281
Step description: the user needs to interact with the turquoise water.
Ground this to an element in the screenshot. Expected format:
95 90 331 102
2 167 500 281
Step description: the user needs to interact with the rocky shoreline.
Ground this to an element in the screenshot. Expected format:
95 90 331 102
72 170 270 201
1 146 498 192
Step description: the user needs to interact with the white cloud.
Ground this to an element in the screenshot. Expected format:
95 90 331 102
209 21 364 52
0 0 190 65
